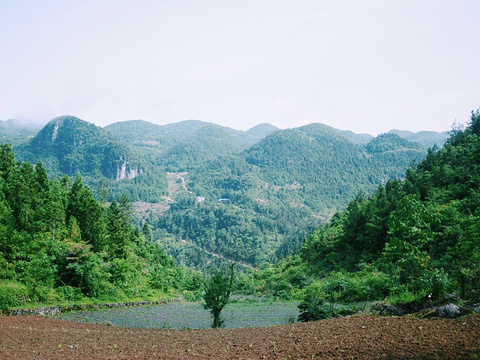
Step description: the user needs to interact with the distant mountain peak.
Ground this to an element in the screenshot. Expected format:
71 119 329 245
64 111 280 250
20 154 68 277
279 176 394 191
246 123 280 137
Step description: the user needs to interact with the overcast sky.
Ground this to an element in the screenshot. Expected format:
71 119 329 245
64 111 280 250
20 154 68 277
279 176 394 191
0 0 478 135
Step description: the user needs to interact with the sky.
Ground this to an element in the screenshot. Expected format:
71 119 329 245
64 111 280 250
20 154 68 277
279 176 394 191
0 0 479 135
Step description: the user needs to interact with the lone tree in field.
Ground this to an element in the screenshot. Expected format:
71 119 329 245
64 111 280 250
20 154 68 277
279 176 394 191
203 263 235 328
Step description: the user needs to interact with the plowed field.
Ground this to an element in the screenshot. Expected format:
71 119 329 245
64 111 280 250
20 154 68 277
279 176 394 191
1 315 479 359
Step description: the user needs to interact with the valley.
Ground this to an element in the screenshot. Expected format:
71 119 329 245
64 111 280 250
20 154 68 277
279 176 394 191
3 115 448 268
0 111 479 357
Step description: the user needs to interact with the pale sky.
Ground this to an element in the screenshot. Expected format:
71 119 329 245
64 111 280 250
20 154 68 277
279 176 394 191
0 0 479 135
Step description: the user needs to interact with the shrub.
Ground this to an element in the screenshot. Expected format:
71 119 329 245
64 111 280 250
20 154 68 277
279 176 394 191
298 298 332 322
55 285 85 302
0 281 29 310
359 270 392 300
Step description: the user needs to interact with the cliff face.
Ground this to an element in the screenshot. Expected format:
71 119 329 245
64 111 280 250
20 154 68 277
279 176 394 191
115 160 143 180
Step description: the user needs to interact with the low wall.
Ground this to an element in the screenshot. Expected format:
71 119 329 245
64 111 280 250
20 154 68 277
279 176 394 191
2 298 182 316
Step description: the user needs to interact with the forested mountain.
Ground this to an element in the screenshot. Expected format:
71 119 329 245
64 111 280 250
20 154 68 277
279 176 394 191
13 116 167 202
154 123 428 268
336 129 373 145
22 116 143 179
336 128 448 149
105 120 280 171
259 110 480 309
246 123 281 138
0 110 477 312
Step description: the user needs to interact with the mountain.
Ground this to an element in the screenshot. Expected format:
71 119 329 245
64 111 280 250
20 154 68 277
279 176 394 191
103 120 170 152
246 123 281 138
154 123 427 267
337 129 374 145
17 115 141 179
337 128 448 149
2 115 439 269
0 119 42 146
13 116 167 202
105 120 279 172
388 129 449 149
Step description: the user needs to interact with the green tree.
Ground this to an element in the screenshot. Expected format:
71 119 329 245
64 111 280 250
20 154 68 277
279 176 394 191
67 173 107 252
203 263 235 328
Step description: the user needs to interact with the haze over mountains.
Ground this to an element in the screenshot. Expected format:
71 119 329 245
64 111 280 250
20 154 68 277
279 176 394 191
1 115 449 267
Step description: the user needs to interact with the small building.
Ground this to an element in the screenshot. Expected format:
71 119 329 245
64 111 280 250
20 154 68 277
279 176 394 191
218 198 230 204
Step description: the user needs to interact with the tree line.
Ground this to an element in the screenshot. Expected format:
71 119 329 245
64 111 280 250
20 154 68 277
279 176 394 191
0 143 182 309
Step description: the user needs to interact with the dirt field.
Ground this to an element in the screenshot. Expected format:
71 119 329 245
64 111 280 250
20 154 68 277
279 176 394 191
0 314 479 359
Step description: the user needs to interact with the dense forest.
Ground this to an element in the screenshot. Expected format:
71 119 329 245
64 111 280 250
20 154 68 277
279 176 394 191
0 144 183 309
251 110 480 316
154 124 429 267
5 115 438 270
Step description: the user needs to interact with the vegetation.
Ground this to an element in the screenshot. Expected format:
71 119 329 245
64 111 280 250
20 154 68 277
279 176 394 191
13 116 168 203
105 120 278 172
0 144 181 309
247 110 480 320
203 263 235 328
0 119 42 146
155 123 427 268
8 116 437 270
2 110 475 325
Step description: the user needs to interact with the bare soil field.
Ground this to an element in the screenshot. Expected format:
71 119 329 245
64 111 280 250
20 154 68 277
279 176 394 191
0 314 478 359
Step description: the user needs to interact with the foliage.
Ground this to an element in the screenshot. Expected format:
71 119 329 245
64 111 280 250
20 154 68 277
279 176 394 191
203 263 235 328
0 144 181 307
7 116 429 270
295 109 480 316
155 123 425 268
0 280 29 310
13 116 168 203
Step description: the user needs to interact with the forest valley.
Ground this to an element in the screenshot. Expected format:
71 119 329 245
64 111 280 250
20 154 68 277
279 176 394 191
0 110 479 322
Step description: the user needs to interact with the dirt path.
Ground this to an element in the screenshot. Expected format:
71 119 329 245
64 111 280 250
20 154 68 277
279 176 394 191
132 172 193 219
167 172 193 198
1 315 478 359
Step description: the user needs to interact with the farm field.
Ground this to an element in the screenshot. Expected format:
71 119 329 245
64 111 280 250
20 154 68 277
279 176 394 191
53 301 300 329
0 314 478 359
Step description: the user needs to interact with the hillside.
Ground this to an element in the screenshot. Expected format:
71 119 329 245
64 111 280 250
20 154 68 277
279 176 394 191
257 109 480 309
388 129 449 149
154 123 427 268
16 116 140 179
0 143 180 307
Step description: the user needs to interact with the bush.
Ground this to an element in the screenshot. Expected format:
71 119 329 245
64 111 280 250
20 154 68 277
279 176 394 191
28 285 59 304
0 281 29 310
359 270 392 300
55 285 85 302
298 298 331 322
